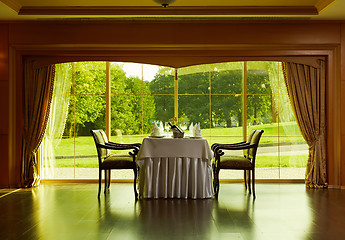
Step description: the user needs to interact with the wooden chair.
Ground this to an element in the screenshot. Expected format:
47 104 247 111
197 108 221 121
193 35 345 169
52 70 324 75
212 129 264 198
91 129 141 199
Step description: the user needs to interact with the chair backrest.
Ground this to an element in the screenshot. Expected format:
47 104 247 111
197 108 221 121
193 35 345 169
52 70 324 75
244 129 256 158
247 129 264 161
91 129 110 160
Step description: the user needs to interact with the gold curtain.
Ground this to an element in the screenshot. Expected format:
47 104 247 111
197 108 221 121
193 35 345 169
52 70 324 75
282 60 327 188
21 60 55 187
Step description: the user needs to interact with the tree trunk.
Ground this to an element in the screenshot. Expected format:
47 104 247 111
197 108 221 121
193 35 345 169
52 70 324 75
237 113 242 127
272 98 277 123
226 118 232 128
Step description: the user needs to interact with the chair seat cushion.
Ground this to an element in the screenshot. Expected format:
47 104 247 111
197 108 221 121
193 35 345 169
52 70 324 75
219 155 253 169
101 154 135 169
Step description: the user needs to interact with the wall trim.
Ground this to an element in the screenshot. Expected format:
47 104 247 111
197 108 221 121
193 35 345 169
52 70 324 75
18 6 318 16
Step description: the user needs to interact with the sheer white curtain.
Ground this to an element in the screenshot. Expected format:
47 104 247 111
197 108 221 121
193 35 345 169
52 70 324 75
268 62 298 126
42 63 72 178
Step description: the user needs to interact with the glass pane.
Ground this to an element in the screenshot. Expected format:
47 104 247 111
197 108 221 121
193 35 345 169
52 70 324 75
54 62 106 179
42 61 307 181
148 66 174 134
211 95 242 132
119 62 160 82
179 71 209 94
69 88 106 179
247 94 272 126
110 94 136 134
74 136 99 179
279 143 308 179
149 67 174 94
247 61 306 179
255 136 280 179
142 94 157 135
149 94 174 125
247 63 271 95
74 61 107 95
211 71 243 95
210 62 244 72
178 95 210 131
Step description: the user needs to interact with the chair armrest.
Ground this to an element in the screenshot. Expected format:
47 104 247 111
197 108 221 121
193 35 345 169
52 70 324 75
106 141 141 149
211 141 247 152
97 143 139 152
211 143 219 152
98 143 140 157
108 141 141 148
211 141 247 150
214 142 257 151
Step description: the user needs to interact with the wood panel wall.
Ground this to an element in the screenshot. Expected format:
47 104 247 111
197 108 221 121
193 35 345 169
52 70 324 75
8 21 341 45
0 20 344 187
340 23 345 188
0 24 9 187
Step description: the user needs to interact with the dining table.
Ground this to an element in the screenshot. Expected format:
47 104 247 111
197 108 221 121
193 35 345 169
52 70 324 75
136 136 214 199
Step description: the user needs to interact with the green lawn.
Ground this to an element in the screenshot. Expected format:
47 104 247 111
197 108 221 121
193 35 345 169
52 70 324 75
256 155 307 168
48 158 99 168
49 122 307 168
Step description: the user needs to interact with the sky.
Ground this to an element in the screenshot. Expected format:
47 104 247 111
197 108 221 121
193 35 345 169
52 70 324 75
120 62 160 82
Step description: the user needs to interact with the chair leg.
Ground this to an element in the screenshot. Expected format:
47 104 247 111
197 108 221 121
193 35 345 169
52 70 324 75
244 170 247 190
252 169 256 199
248 170 251 194
98 169 102 198
104 170 108 194
107 170 111 190
214 166 220 198
133 165 138 200
212 163 216 194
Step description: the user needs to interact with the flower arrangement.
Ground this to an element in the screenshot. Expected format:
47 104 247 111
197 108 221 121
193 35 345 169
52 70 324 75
173 116 178 125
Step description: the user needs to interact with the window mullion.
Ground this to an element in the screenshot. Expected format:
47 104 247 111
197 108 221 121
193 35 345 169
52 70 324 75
243 61 247 141
174 68 178 119
106 61 111 139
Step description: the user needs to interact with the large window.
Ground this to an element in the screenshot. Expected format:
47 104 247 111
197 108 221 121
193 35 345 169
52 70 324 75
41 61 307 180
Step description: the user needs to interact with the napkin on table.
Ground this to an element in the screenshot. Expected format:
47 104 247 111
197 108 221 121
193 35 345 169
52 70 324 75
151 122 161 136
189 122 193 135
159 121 165 135
193 123 202 137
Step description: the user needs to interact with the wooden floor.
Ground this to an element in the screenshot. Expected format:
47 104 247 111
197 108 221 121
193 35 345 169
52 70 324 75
1 183 345 240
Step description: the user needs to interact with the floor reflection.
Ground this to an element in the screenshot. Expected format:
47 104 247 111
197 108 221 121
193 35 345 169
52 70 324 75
96 188 256 239
306 188 345 240
137 198 214 239
212 195 255 239
2 183 345 240
98 194 139 239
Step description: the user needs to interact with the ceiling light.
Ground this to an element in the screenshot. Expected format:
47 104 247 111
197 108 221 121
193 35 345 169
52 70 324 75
153 0 177 8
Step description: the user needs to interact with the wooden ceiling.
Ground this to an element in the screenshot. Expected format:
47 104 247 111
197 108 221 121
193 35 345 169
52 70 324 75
0 0 343 21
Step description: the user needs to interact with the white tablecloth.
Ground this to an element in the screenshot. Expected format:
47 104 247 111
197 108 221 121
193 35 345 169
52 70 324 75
137 137 214 199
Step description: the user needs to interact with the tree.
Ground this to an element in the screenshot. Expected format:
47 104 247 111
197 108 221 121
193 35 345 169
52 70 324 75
109 64 155 135
149 68 175 122
151 66 244 129
247 69 272 125
65 62 107 137
64 62 156 136
109 63 135 135
122 76 156 134
150 62 273 129
178 72 210 128
211 69 243 127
